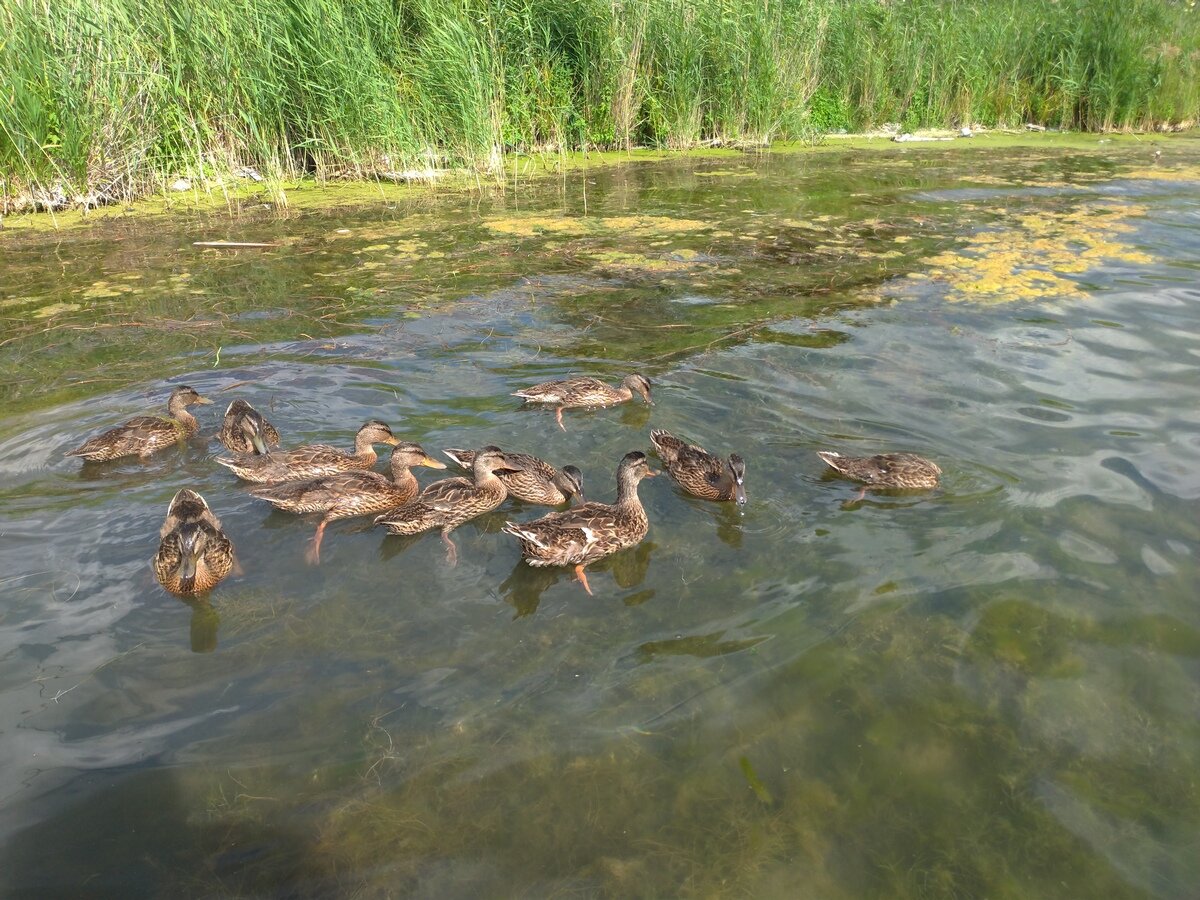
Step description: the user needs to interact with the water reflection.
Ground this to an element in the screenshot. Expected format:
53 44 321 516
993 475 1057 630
182 598 220 653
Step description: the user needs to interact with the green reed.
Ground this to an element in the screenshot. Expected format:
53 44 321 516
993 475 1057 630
2 0 1197 205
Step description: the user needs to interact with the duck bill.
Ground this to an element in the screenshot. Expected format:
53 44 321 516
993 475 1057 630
196 396 214 405
645 468 660 477
422 455 447 469
180 549 200 581
734 481 747 506
249 430 268 455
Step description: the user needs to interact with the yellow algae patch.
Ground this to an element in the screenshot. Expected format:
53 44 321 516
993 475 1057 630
31 302 82 318
908 202 1154 303
484 214 708 239
1119 163 1200 183
584 249 702 274
586 250 691 272
80 280 130 299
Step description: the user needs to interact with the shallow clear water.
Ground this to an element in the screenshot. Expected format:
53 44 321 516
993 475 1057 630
2 140 1199 898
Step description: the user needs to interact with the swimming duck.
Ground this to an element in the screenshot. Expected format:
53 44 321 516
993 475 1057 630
152 489 235 595
374 446 522 564
443 448 584 506
650 429 745 505
216 399 281 454
216 420 399 484
513 373 653 430
67 386 212 461
249 442 445 563
817 450 941 494
501 450 656 595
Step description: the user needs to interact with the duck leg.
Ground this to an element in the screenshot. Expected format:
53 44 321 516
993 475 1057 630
555 407 566 431
306 517 331 565
441 530 459 566
573 564 593 595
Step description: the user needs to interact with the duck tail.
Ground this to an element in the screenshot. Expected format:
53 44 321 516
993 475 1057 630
649 429 685 463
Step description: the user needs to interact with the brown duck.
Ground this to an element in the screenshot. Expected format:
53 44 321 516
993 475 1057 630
249 442 445 563
216 420 399 483
152 489 235 595
216 399 281 454
374 446 522 564
817 450 941 498
443 448 584 506
513 373 653 430
650 429 745 505
67 386 212 461
502 451 656 595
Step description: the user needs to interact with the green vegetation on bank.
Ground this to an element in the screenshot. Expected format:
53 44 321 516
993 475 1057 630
2 0 1198 207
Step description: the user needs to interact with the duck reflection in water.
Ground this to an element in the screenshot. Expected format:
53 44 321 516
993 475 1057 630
499 540 657 617
177 597 219 653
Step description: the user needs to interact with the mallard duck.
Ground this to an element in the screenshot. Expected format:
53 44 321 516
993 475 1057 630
67 386 212 461
216 399 281 454
216 420 399 483
501 450 656 595
817 450 941 496
374 446 522 564
650 429 745 505
250 442 445 563
513 373 653 430
152 489 235 595
443 448 584 506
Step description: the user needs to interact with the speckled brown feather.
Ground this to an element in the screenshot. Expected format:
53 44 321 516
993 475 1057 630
250 443 440 521
650 429 742 502
503 452 653 571
67 386 211 461
153 489 235 595
444 448 582 505
817 451 941 489
375 448 514 536
216 420 399 483
217 399 281 454
513 374 652 429
513 373 652 410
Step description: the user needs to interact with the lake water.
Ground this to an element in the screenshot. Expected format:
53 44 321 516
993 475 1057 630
2 138 1199 898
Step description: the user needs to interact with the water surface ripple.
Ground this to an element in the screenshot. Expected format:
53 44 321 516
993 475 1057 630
1 143 1199 898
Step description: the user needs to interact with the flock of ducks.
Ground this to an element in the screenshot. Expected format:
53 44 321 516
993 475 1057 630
67 376 942 597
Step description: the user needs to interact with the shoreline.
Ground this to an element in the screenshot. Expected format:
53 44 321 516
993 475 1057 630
2 130 1193 237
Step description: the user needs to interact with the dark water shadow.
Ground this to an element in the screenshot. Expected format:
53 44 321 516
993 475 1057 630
1 767 330 899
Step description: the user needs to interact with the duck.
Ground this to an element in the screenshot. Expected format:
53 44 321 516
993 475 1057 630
249 442 445 563
501 450 656 595
650 429 745 505
374 446 522 564
216 420 399 484
513 373 653 430
152 489 235 595
443 447 584 506
216 399 280 454
817 450 941 496
66 385 212 461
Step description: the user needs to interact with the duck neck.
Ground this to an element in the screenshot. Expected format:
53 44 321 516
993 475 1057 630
389 463 417 495
353 433 380 460
615 384 634 402
168 397 198 432
616 470 643 507
472 459 501 487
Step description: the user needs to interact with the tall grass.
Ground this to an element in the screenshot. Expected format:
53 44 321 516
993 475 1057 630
2 0 1198 206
